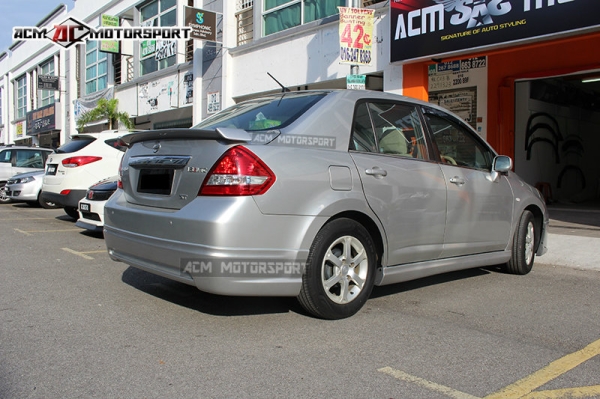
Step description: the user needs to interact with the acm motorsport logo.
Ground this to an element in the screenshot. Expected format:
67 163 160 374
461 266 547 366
13 17 191 48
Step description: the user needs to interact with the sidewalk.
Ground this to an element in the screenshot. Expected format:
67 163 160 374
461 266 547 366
538 205 600 271
539 233 600 271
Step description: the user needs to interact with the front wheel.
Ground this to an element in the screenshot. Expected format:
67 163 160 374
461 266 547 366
0 184 11 204
298 218 377 320
504 210 536 275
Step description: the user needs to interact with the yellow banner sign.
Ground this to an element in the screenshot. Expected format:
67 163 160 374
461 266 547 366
338 7 375 66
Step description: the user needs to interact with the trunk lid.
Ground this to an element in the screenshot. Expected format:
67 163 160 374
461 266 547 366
120 128 263 210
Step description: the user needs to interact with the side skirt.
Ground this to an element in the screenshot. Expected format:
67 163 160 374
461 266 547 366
375 251 512 286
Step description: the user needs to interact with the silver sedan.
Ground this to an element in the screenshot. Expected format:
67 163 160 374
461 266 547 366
104 90 548 319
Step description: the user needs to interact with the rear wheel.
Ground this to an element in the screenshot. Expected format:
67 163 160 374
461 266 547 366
38 193 59 209
64 206 80 220
505 210 536 275
298 218 376 319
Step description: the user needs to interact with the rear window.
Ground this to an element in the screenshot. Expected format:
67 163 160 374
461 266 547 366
193 92 326 131
55 137 95 154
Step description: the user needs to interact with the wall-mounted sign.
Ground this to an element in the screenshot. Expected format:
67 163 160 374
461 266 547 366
26 103 60 135
346 74 366 90
141 40 156 57
16 121 24 138
155 40 177 61
338 7 375 66
390 0 600 63
207 91 220 114
182 71 193 105
38 75 59 90
428 56 488 137
100 14 120 54
185 6 217 41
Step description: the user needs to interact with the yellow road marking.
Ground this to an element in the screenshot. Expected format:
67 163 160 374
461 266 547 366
378 367 481 399
61 249 107 260
484 338 600 399
379 338 600 399
522 386 600 399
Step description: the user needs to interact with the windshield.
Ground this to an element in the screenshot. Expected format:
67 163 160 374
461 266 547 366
193 92 327 131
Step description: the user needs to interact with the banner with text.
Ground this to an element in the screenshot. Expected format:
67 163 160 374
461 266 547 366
338 7 375 66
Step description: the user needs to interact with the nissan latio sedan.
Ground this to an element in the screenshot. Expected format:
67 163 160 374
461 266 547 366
104 90 548 319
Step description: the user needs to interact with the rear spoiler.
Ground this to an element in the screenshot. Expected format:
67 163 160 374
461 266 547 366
119 127 253 146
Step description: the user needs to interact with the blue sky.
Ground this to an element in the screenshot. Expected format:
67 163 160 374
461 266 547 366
0 0 68 53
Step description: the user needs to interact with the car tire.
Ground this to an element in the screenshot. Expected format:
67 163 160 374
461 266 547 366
38 193 59 209
0 184 11 204
298 218 377 320
505 210 536 275
64 206 80 220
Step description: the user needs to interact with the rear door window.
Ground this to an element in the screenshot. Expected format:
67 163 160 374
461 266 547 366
15 150 46 168
351 101 429 160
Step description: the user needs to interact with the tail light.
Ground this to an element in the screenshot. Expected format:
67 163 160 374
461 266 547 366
199 146 275 196
62 156 102 168
117 156 124 189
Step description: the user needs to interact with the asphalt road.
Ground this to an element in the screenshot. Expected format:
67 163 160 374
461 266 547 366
1 203 599 399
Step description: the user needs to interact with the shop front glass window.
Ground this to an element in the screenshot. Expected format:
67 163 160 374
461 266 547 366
263 0 344 36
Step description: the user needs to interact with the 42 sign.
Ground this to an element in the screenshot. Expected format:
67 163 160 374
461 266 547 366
338 7 375 66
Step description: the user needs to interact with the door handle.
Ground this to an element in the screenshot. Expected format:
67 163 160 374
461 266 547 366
449 176 465 185
365 167 387 177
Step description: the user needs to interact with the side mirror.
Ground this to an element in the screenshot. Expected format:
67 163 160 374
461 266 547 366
493 155 512 173
487 155 512 182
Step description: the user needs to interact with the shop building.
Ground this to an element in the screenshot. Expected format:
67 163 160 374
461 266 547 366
2 0 599 208
0 5 69 148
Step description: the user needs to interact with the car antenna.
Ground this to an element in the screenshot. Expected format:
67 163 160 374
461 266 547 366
267 72 290 92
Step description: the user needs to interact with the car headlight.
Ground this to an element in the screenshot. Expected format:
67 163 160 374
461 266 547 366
17 176 36 184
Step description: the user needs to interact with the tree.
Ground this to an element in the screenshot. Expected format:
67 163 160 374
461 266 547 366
77 98 134 131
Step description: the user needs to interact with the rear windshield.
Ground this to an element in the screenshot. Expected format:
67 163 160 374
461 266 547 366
55 137 95 154
193 92 326 131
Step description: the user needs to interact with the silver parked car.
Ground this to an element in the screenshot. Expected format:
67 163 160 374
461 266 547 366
5 170 59 208
104 90 548 319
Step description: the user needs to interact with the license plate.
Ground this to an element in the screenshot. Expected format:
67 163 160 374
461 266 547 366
46 164 58 175
80 203 90 212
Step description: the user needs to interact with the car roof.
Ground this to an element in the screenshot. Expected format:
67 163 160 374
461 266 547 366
0 146 52 151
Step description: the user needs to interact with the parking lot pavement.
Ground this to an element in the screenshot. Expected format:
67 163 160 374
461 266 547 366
1 202 600 399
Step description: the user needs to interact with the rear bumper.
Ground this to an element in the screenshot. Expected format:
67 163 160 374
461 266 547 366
76 199 106 231
104 191 323 297
76 219 104 233
41 189 86 208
